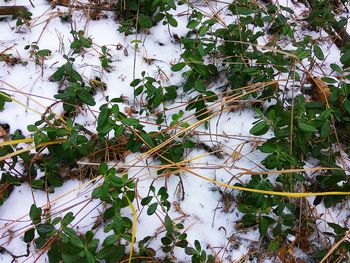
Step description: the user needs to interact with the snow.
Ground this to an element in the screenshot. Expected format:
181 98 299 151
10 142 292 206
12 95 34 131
1 0 349 262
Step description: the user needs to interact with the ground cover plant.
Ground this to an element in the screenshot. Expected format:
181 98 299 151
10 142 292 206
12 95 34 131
1 0 350 262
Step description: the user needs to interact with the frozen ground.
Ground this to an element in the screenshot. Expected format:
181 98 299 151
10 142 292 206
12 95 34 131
0 0 350 262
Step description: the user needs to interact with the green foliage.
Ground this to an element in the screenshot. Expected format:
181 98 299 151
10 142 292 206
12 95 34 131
132 71 178 113
50 56 83 83
2 1 350 262
70 30 92 54
26 208 100 263
91 165 136 262
54 83 96 112
0 92 12 111
236 175 295 247
24 43 52 65
185 240 215 263
307 0 335 30
116 0 177 34
12 9 32 29
100 46 113 72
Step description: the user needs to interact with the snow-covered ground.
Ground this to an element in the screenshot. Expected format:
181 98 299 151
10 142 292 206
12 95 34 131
1 0 350 262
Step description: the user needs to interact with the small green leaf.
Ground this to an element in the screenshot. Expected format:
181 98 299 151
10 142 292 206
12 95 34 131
77 91 95 106
70 235 84 248
69 69 83 82
141 196 153 206
139 14 153 28
313 45 324 60
85 250 95 263
343 100 350 114
320 120 330 138
24 228 35 243
62 212 74 226
51 65 65 81
37 224 55 235
171 62 186 71
99 163 108 175
187 20 200 29
29 204 42 223
185 247 195 255
122 118 140 127
164 215 174 233
298 122 317 133
249 121 269 136
259 216 275 235
340 50 350 67
161 236 172 245
268 238 280 251
166 14 178 27
37 49 52 56
147 203 158 215
194 240 201 251
330 63 342 72
176 240 188 248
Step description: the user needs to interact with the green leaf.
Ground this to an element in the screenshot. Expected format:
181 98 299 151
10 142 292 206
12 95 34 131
187 20 200 29
176 240 188 248
298 122 317 133
147 203 158 215
194 80 206 93
330 63 342 72
185 247 195 255
130 79 141 87
171 62 186 71
77 91 95 106
24 228 35 243
194 240 201 251
268 238 280 251
139 14 153 28
313 45 324 60
96 245 125 261
343 100 350 114
259 216 275 235
320 120 330 138
164 215 174 233
97 108 109 131
99 163 108 175
242 213 257 227
249 121 269 136
161 236 172 245
62 212 74 226
62 253 80 263
140 132 155 148
51 65 65 81
166 14 178 27
69 69 83 82
165 0 176 9
37 49 52 56
70 235 84 248
85 250 95 263
141 196 153 206
340 50 350 67
29 204 42 223
121 118 140 127
37 224 55 235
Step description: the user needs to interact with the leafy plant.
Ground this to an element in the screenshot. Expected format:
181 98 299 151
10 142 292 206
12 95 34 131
70 30 92 54
24 43 52 65
12 9 32 30
116 0 178 34
100 46 113 72
54 83 96 113
0 92 12 111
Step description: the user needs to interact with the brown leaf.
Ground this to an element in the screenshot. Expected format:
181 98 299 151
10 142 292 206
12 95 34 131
306 76 331 104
